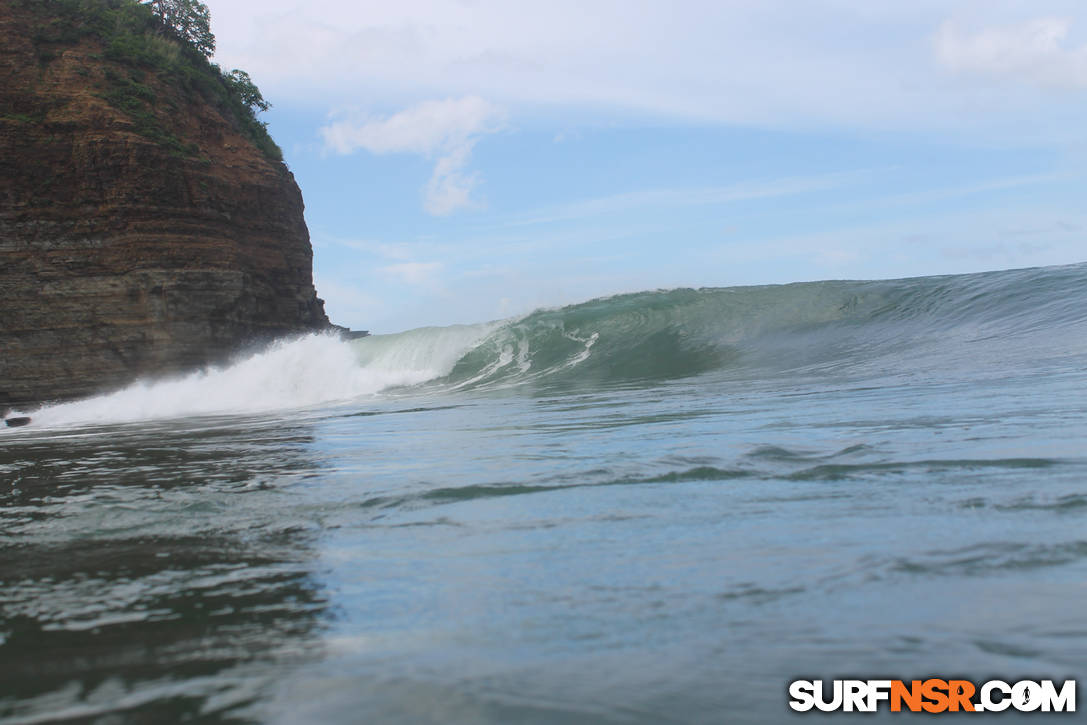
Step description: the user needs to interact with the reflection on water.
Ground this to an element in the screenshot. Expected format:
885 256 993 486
1 288 1086 723
0 421 331 722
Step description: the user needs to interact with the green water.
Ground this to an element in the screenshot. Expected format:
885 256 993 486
2 264 1086 722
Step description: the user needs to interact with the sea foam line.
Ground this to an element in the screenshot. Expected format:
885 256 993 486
22 325 495 428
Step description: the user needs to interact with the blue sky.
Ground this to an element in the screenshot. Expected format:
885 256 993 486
207 1 1087 332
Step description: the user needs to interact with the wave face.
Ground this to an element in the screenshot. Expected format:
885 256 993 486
20 263 1087 426
444 262 1087 389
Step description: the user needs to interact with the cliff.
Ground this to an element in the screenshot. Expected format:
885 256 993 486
0 0 331 410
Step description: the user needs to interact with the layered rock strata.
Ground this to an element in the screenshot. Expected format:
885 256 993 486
0 2 331 408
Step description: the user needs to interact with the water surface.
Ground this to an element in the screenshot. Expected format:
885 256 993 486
2 264 1086 722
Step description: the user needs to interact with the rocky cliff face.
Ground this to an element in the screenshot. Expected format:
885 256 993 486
0 1 330 409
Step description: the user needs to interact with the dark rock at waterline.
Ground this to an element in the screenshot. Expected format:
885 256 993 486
5 417 31 428
0 1 336 409
329 324 370 340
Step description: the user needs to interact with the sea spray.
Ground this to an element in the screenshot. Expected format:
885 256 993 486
2 263 1087 724
25 324 496 428
13 264 1087 428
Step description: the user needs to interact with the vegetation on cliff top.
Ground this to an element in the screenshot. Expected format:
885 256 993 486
23 0 281 162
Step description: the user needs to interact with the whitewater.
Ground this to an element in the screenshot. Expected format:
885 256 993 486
2 263 1086 722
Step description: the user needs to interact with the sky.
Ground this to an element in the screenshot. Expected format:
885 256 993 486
205 0 1087 333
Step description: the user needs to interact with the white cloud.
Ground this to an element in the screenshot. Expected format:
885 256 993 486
935 17 1087 88
321 237 416 260
320 96 504 155
379 261 444 288
312 276 386 328
320 96 505 215
210 0 1087 140
500 170 869 227
423 142 481 215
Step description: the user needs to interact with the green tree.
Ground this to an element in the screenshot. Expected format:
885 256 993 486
224 69 271 115
146 0 215 58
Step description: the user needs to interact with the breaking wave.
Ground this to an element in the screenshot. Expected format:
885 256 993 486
13 263 1087 428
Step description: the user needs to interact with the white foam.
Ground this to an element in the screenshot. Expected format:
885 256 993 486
25 324 497 428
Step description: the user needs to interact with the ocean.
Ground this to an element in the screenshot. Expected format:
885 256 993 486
2 263 1085 723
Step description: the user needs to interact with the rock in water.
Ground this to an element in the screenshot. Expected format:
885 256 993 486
0 1 333 410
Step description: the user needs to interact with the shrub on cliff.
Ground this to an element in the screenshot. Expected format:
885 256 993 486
223 70 270 115
147 0 215 58
23 0 282 163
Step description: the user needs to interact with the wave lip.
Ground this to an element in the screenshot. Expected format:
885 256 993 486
11 262 1087 429
21 324 494 429
440 262 1087 391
